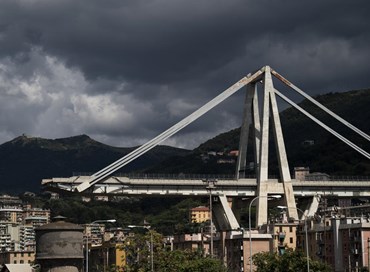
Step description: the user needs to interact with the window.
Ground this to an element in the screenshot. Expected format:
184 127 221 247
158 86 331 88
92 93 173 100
289 226 293 233
290 237 293 243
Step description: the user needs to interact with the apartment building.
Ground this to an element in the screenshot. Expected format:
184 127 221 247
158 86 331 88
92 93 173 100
0 201 50 258
19 225 35 252
22 205 50 226
307 215 370 272
189 206 210 223
0 208 23 224
0 195 22 206
0 250 35 265
269 221 298 255
173 233 210 253
89 242 126 271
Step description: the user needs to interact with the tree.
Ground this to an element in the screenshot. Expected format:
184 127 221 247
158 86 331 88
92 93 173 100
153 249 226 272
123 230 226 272
253 248 331 272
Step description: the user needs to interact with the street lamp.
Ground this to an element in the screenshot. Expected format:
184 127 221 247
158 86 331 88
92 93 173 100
238 227 245 272
128 224 154 272
249 195 281 272
203 179 217 258
277 206 310 272
85 219 116 272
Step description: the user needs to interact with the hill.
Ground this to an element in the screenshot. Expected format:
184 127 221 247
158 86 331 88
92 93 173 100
148 89 370 176
0 134 189 193
0 89 369 194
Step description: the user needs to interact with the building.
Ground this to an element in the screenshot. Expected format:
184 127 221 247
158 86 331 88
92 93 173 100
0 250 35 265
22 205 50 226
0 196 22 206
305 172 330 181
0 205 50 256
307 215 370 272
0 208 23 224
302 140 315 146
0 264 34 272
89 242 126 271
84 224 107 246
224 230 271 272
173 233 210 254
190 206 210 223
269 222 298 255
339 217 370 272
293 167 310 181
229 150 239 157
0 233 13 252
19 225 35 252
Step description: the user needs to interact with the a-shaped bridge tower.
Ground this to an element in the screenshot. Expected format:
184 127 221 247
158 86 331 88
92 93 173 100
43 66 370 228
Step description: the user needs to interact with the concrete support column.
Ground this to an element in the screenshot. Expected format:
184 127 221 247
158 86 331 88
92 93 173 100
269 73 297 220
256 67 272 226
252 89 261 175
255 66 298 225
236 83 256 179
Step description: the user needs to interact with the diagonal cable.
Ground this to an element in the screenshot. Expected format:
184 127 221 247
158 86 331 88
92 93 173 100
76 68 264 192
271 69 370 142
274 88 370 159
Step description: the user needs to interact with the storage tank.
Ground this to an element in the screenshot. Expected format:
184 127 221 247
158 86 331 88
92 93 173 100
35 216 84 272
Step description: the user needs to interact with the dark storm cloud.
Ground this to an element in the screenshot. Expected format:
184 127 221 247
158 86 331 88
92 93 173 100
0 0 369 148
2 0 370 87
0 0 246 83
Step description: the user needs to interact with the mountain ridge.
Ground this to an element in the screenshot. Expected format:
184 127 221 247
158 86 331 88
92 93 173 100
147 88 370 176
0 88 369 194
0 134 190 193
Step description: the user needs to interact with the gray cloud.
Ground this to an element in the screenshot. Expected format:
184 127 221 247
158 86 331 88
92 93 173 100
0 0 369 149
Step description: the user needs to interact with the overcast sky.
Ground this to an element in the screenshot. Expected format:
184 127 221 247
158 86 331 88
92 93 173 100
0 0 369 149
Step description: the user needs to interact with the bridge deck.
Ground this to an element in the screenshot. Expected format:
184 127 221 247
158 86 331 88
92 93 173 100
42 176 370 197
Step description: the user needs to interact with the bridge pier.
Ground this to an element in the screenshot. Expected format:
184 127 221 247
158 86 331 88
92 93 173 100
213 196 240 230
42 65 370 233
237 66 298 226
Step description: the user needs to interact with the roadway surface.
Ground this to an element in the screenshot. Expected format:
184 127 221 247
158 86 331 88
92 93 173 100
42 175 370 197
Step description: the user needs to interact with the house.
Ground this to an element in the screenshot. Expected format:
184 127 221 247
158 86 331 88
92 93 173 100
0 264 34 272
0 251 35 265
228 150 239 157
189 206 210 223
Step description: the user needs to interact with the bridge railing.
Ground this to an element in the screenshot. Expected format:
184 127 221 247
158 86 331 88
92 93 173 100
72 172 241 180
118 173 239 180
71 172 370 182
304 175 370 181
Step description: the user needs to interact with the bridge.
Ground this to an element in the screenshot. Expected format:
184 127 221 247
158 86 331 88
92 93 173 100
41 66 370 231
42 175 370 198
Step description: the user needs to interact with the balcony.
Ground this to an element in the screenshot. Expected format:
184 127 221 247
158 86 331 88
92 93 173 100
352 248 361 256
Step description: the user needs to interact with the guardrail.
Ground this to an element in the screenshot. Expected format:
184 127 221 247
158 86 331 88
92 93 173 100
71 172 370 182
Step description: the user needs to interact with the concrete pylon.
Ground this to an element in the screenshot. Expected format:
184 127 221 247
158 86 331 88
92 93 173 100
236 66 298 226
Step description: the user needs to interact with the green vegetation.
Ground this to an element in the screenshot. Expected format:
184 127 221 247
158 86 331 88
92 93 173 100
123 230 226 272
1 88 369 194
0 134 189 193
25 195 205 235
253 248 331 272
147 89 370 176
